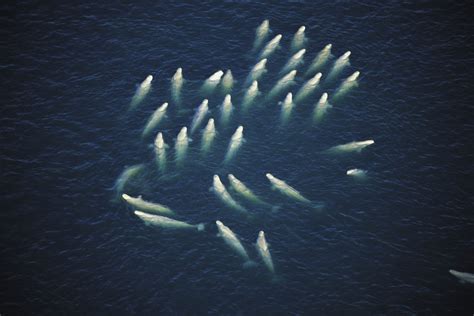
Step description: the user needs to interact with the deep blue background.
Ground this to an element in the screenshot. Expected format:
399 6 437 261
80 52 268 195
2 1 474 315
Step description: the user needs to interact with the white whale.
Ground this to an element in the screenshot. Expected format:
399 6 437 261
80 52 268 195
171 68 184 105
259 34 282 59
266 173 311 204
326 50 351 82
313 92 331 123
449 270 474 284
280 48 306 75
200 70 224 95
252 19 270 52
220 94 233 126
291 26 307 52
228 174 271 207
114 164 145 195
245 58 267 86
256 231 275 273
224 125 244 164
305 44 332 77
267 70 297 101
242 81 260 111
216 220 253 266
135 210 204 231
333 71 360 101
130 75 153 110
221 70 234 94
142 102 168 138
154 132 168 173
327 140 374 154
190 99 209 134
122 194 175 216
201 118 216 154
280 92 294 125
346 168 367 178
294 72 322 104
213 175 248 213
175 127 189 167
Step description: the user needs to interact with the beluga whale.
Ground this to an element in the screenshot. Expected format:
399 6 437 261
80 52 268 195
346 168 368 180
326 140 374 154
449 270 474 284
190 99 209 135
224 125 245 164
305 44 332 77
227 174 272 208
280 92 295 126
313 92 331 123
220 94 233 126
332 71 360 101
122 194 175 216
201 118 216 155
245 58 267 86
154 132 168 173
280 48 306 75
216 220 254 267
256 231 275 274
174 127 189 167
266 70 297 102
259 34 282 59
200 70 224 96
242 81 260 112
135 211 205 231
294 72 322 104
171 68 184 105
221 70 234 94
212 175 248 214
114 164 145 196
129 75 153 110
291 26 307 53
326 51 351 83
266 173 312 204
252 19 270 52
142 102 168 138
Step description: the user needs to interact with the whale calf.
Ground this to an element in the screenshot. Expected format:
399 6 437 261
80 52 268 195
294 72 322 104
123 194 175 216
280 92 294 125
252 19 270 52
154 132 168 173
130 75 153 110
200 70 224 95
280 48 306 75
221 70 234 94
327 140 374 154
305 44 332 77
213 175 248 213
220 94 233 126
175 127 189 167
228 174 271 207
291 26 307 53
333 71 360 101
171 68 184 105
256 231 275 273
259 34 282 59
326 51 351 82
190 99 209 135
201 118 216 154
216 220 253 266
449 269 474 284
242 81 260 111
114 164 145 195
142 102 168 138
245 58 267 86
135 210 204 231
313 92 331 123
267 70 297 101
266 173 311 204
224 125 244 164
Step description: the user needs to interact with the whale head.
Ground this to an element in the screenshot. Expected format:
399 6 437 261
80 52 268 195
145 75 153 83
209 70 224 81
342 51 351 59
205 118 215 130
320 93 328 104
325 44 332 50
347 71 360 82
297 26 306 33
224 94 232 103
294 49 306 58
258 231 265 239
215 220 224 228
155 132 164 148
159 102 169 111
265 173 274 181
175 68 182 76
122 194 131 201
274 34 282 42
177 127 187 141
284 92 293 103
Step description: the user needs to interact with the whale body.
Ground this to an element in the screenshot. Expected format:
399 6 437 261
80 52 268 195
326 51 351 82
294 72 322 104
201 70 224 95
280 48 306 75
266 173 311 204
123 194 175 216
228 174 270 207
190 99 209 134
305 44 332 77
260 34 282 59
130 75 153 110
213 175 248 213
224 125 244 164
333 71 360 100
142 102 168 138
221 70 234 94
171 68 184 105
216 220 252 265
135 210 204 231
201 118 216 154
256 231 275 273
327 140 374 154
220 94 233 126
242 81 259 111
280 92 294 125
154 132 168 173
175 127 189 167
346 168 367 178
291 26 306 52
252 19 270 51
449 269 474 284
267 70 297 101
114 164 145 195
313 92 331 123
245 58 267 86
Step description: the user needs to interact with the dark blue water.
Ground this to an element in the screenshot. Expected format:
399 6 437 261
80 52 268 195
2 1 474 315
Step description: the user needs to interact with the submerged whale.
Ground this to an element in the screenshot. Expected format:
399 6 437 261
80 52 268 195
216 220 254 267
326 140 374 154
130 75 153 110
175 127 189 167
213 175 248 214
190 99 209 135
449 269 474 284
135 211 205 231
114 164 145 195
256 231 275 274
122 194 175 216
154 132 168 173
201 118 216 154
142 102 168 138
220 94 233 126
259 34 282 59
252 19 270 52
224 126 245 164
245 58 267 86
291 26 307 52
171 68 184 105
228 174 271 207
266 173 312 204
305 44 332 77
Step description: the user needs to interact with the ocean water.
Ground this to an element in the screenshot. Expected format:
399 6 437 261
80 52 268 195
1 1 474 315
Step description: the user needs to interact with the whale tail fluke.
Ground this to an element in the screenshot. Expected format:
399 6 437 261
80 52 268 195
197 223 205 231
243 260 258 269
